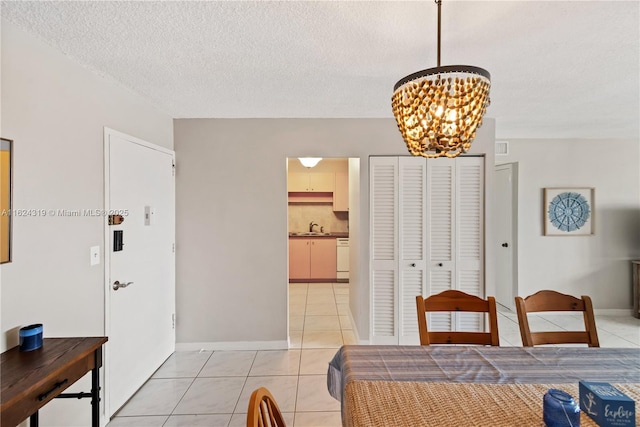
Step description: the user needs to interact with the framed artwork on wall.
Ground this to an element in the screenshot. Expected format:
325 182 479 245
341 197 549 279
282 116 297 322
544 187 594 236
1 137 12 263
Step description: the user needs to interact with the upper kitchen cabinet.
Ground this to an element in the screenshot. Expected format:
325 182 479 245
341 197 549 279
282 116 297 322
333 172 349 212
288 172 334 192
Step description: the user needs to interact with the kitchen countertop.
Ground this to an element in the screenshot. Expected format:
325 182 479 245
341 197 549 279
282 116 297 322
289 232 349 238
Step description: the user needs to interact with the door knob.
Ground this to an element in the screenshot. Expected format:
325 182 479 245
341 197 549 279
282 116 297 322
410 263 416 267
113 280 134 291
501 243 509 248
437 263 443 267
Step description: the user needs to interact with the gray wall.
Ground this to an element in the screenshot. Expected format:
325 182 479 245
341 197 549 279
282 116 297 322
496 139 640 309
1 21 173 426
173 118 496 346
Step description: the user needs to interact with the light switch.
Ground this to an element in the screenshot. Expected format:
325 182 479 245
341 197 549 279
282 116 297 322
144 205 154 226
90 246 100 266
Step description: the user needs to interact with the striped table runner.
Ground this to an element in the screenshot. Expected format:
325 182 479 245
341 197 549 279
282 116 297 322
328 346 640 402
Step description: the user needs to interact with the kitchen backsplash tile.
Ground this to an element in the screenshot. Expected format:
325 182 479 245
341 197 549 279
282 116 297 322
288 204 348 234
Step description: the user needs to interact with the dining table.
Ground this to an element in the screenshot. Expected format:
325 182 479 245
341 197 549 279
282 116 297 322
327 345 640 427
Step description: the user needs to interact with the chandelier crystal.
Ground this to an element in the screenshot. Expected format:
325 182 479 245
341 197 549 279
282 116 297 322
392 1 491 158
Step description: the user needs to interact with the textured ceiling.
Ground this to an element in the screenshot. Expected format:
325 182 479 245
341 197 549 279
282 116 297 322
2 1 639 139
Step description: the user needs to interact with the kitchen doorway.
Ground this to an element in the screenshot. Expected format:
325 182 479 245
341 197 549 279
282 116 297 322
286 157 358 349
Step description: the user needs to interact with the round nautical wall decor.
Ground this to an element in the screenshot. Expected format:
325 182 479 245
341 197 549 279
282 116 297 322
543 188 594 236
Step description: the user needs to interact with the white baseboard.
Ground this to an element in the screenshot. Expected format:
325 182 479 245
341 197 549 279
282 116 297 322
175 340 289 351
594 308 634 316
521 308 633 317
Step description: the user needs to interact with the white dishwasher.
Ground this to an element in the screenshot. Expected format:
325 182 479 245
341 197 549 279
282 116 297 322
336 238 349 282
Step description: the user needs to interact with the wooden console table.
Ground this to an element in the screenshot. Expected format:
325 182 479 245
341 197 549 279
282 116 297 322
1 337 108 427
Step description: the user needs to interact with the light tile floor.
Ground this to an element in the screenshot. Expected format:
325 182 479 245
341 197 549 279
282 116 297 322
108 283 639 427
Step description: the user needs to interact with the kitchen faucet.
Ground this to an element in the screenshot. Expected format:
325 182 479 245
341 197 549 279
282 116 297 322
309 222 318 232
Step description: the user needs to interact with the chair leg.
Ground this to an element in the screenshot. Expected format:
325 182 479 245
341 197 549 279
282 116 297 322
582 296 599 347
515 297 533 346
487 296 500 346
416 296 430 345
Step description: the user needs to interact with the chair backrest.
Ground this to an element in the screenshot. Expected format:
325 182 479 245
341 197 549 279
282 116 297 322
415 290 500 346
514 290 599 347
246 387 286 427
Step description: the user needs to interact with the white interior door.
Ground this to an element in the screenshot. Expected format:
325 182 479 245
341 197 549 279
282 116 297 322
495 163 517 310
105 129 175 417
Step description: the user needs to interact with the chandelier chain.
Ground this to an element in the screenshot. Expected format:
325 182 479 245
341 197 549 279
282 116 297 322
436 0 441 67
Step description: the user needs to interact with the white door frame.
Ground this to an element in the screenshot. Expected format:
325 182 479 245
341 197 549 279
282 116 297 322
494 162 518 310
102 127 175 419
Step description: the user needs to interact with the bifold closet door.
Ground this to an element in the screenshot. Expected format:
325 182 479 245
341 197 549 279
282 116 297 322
398 157 427 344
370 157 399 344
370 157 428 345
370 156 484 344
426 157 484 333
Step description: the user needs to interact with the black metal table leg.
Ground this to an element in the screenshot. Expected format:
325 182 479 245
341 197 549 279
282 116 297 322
91 347 101 427
30 411 39 427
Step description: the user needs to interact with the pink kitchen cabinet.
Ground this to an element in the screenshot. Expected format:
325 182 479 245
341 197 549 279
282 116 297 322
289 238 312 280
333 172 349 212
289 237 337 281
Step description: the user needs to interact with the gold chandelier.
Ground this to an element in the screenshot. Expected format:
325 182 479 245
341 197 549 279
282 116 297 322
392 0 491 158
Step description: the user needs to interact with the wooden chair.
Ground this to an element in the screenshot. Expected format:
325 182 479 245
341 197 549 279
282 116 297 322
246 387 286 427
415 290 500 346
515 290 599 347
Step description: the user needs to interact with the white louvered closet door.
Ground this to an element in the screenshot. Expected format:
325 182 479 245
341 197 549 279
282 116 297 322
426 157 485 332
398 157 427 345
455 157 485 332
370 156 485 344
426 158 456 331
370 157 399 344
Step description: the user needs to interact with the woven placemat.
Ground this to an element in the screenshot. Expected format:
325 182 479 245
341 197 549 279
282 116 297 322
344 381 639 427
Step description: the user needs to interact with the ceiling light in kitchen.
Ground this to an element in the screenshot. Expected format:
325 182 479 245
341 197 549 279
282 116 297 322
298 158 322 168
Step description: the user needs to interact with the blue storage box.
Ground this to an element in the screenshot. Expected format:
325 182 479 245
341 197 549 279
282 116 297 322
19 323 43 351
579 381 635 427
